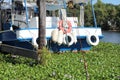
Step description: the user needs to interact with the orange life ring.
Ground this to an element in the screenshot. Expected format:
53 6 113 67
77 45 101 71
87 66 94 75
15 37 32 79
58 20 72 34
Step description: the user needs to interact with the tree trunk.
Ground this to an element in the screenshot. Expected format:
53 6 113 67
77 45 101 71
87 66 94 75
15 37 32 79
0 3 2 30
37 0 46 49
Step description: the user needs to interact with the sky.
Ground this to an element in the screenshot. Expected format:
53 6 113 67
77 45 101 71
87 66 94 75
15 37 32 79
93 0 120 5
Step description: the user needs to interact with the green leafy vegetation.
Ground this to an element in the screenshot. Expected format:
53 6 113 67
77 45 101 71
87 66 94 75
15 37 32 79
0 42 120 80
94 0 120 31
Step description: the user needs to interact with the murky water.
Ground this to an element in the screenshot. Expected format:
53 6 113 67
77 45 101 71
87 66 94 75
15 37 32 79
101 31 120 44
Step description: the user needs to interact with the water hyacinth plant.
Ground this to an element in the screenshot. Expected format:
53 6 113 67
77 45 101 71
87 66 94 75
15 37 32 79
0 42 119 80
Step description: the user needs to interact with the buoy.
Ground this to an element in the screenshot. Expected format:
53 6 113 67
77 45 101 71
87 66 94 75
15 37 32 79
57 30 64 45
71 31 77 44
51 29 59 43
86 34 99 46
63 33 74 46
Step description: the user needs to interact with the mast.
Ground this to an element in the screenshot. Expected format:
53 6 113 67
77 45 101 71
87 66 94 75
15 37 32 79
37 0 46 49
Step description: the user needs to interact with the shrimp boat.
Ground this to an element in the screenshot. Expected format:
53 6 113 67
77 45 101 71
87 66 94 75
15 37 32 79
0 0 103 58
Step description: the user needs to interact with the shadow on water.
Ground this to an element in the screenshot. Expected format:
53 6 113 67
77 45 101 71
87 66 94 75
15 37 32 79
100 31 120 44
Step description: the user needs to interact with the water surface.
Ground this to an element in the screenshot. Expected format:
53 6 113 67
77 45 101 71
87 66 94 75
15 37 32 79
101 31 120 44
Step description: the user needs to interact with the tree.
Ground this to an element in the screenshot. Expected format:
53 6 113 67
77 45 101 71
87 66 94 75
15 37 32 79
37 0 46 49
67 0 120 31
115 5 120 30
105 4 117 30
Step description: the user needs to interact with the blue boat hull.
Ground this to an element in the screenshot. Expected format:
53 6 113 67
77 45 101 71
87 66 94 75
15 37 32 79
0 30 103 52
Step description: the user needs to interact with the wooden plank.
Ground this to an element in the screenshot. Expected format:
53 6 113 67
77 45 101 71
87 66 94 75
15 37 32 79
0 44 38 60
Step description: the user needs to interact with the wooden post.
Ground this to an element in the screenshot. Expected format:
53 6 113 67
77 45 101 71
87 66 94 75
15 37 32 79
37 0 46 49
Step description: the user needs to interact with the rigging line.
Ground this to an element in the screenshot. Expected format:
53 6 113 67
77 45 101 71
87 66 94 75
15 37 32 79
91 0 97 28
91 0 98 35
24 0 30 28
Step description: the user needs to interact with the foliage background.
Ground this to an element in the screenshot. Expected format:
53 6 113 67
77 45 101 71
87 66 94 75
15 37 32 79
67 0 120 31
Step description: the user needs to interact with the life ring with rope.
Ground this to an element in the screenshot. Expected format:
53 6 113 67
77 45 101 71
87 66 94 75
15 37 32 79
58 20 72 34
